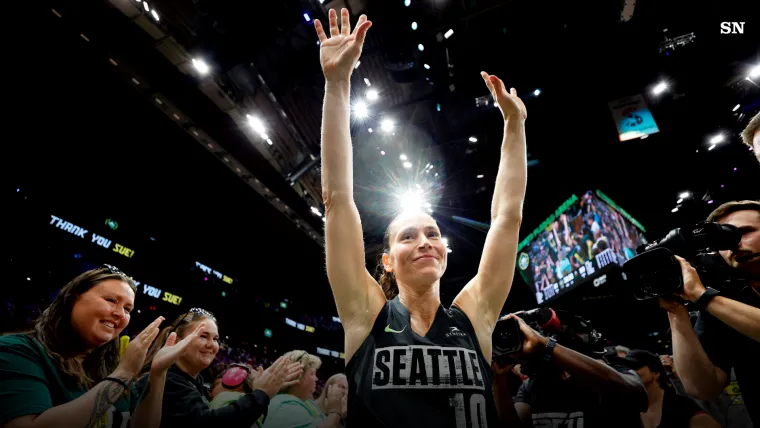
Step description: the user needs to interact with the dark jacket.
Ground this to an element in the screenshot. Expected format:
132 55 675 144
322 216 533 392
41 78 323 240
137 365 269 428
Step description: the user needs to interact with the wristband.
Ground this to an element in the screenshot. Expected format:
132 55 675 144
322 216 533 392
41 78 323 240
543 338 557 363
693 287 720 311
103 377 130 390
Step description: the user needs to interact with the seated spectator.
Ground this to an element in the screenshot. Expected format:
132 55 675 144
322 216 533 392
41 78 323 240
263 350 344 428
0 265 195 428
617 350 721 428
314 374 347 416
138 308 303 427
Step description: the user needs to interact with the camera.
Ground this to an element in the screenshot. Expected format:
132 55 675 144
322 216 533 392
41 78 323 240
622 221 742 299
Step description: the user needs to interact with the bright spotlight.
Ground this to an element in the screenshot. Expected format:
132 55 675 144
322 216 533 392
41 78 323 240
355 61 361 69
192 58 210 75
750 64 760 79
368 128 373 133
469 136 478 143
476 174 484 179
652 81 668 95
732 104 740 112
380 150 386 155
143 2 150 11
399 154 408 161
367 89 379 101
353 101 369 118
399 191 423 213
311 206 321 216
150 9 159 21
364 78 371 86
444 29 454 39
246 114 266 135
424 64 431 70
403 161 413 168
381 119 394 133
533 89 541 96
404 0 411 6
411 22 418 30
441 237 449 247
267 138 273 145
709 134 724 145
679 191 690 199
677 198 684 204
303 13 311 22
671 207 679 213
708 144 716 151
418 44 424 51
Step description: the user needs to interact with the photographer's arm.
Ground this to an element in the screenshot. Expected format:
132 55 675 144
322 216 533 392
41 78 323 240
492 364 527 428
508 315 647 411
664 302 728 401
702 296 760 342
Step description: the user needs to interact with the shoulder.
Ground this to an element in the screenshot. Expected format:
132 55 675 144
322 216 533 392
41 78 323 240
0 334 46 368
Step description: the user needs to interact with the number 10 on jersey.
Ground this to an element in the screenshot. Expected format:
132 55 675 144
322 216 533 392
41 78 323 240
450 393 488 428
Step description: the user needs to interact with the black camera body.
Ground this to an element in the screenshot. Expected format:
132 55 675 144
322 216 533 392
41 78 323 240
622 221 741 299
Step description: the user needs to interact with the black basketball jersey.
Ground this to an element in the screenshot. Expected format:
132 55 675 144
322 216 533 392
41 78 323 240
345 296 500 428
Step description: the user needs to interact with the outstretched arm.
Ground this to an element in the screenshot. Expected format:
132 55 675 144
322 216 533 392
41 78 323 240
315 10 382 357
455 73 527 334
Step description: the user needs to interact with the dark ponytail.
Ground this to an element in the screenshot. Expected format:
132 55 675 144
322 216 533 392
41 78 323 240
375 219 399 300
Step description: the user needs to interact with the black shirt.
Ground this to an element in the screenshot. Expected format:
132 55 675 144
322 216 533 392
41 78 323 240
345 297 500 428
694 286 760 425
515 369 643 428
136 365 270 428
655 388 704 428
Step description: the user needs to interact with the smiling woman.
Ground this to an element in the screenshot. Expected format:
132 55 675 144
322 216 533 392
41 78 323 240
0 265 198 428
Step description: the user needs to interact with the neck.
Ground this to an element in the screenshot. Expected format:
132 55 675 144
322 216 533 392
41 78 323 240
646 383 665 408
175 360 201 379
293 389 311 401
398 284 441 324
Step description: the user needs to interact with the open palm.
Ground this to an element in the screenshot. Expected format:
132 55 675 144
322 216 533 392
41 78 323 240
481 72 527 121
150 322 206 373
314 9 372 82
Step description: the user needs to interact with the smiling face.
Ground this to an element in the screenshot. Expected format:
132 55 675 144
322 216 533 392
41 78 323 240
382 212 447 291
70 279 135 350
176 319 220 373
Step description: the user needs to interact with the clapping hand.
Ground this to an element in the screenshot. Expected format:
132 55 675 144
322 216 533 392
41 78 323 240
252 356 304 398
116 316 164 378
314 9 372 82
481 72 527 121
150 322 207 375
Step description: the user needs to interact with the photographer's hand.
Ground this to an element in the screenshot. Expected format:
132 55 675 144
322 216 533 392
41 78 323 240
674 256 707 302
505 314 548 356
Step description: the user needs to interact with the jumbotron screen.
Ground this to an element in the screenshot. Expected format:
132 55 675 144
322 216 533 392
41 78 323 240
516 190 647 304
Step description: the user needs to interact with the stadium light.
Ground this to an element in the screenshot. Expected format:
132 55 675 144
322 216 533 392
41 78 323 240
303 13 311 22
399 154 408 161
404 0 411 6
469 136 478 142
246 115 266 136
367 89 379 101
403 161 412 168
353 101 369 119
411 22 418 30
679 191 690 199
192 58 210 75
368 128 373 133
533 89 541 96
732 104 740 112
444 29 454 39
364 78 371 86
150 9 159 21
709 134 724 145
424 64 431 70
652 81 668 95
671 207 679 213
677 198 683 204
398 190 423 213
143 2 150 11
381 119 394 133
380 150 386 155
355 61 361 69
267 138 273 145
418 44 424 51
311 206 321 216
750 64 760 79
477 174 484 179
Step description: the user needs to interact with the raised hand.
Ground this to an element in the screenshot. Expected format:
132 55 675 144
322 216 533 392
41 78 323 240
116 316 164 378
150 322 207 374
325 384 346 415
252 356 304 398
314 9 372 82
506 314 549 356
481 72 527 121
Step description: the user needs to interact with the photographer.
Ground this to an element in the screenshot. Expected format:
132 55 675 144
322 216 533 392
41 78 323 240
506 313 647 428
661 200 760 425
